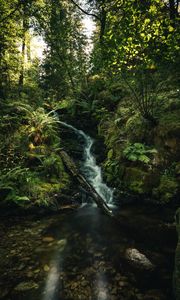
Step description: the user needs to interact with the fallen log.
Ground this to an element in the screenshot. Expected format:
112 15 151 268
59 150 114 217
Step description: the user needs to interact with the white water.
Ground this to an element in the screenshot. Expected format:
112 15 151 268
59 121 113 204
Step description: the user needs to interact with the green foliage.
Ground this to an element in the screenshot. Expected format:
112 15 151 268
104 158 120 183
103 0 180 71
0 99 70 207
0 166 30 204
0 0 179 208
40 0 87 99
123 143 157 164
14 104 60 147
125 113 149 141
40 154 68 182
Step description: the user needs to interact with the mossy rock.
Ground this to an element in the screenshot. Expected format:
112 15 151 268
116 107 132 124
174 208 180 300
153 175 178 203
125 113 151 142
153 111 180 160
161 110 180 130
175 162 180 177
124 167 159 195
157 110 180 139
109 82 127 98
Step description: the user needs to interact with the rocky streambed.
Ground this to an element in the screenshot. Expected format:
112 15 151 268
0 204 177 300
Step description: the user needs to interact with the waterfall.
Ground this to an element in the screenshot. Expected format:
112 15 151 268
59 121 113 204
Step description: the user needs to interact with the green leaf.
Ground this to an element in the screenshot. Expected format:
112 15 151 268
139 155 150 164
134 143 144 149
14 196 30 202
147 148 157 154
107 149 113 159
168 26 174 32
128 154 138 161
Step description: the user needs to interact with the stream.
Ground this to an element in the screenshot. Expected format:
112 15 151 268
59 121 113 204
0 124 177 300
0 206 176 300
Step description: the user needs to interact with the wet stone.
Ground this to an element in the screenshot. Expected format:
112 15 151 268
119 281 127 287
57 239 67 249
43 264 50 272
14 281 39 292
17 263 26 270
26 271 34 278
94 252 103 258
42 236 55 242
125 248 155 271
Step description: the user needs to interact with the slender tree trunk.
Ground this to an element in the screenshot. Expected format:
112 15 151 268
169 0 178 20
19 2 29 93
19 33 25 90
100 6 107 43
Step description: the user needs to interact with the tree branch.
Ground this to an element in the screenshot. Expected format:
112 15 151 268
69 0 100 20
0 1 22 23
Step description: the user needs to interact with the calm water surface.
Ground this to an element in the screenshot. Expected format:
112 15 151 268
0 204 176 300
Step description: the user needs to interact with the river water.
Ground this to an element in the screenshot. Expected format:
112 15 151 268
0 205 176 300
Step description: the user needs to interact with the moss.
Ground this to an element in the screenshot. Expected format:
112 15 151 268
124 167 159 194
175 162 180 176
116 107 132 124
153 175 178 203
125 113 151 142
33 176 70 206
109 82 126 98
158 110 180 139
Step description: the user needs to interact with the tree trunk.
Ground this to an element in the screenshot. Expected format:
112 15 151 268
100 6 107 42
169 0 179 20
59 150 114 217
19 2 29 93
18 35 25 90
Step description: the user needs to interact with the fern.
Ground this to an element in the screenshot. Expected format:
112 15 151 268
123 143 157 164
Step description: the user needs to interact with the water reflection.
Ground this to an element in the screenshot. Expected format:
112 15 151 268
32 206 174 300
96 272 109 300
43 262 59 300
42 239 67 300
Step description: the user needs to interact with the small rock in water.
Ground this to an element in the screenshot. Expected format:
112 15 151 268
14 281 39 291
94 252 103 258
17 263 26 270
57 239 67 248
125 248 154 270
42 236 55 242
26 271 34 278
43 264 50 272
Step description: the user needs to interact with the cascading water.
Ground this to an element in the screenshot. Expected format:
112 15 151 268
59 121 113 204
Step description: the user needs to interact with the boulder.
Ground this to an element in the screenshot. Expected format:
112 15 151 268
174 208 180 300
125 248 155 271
